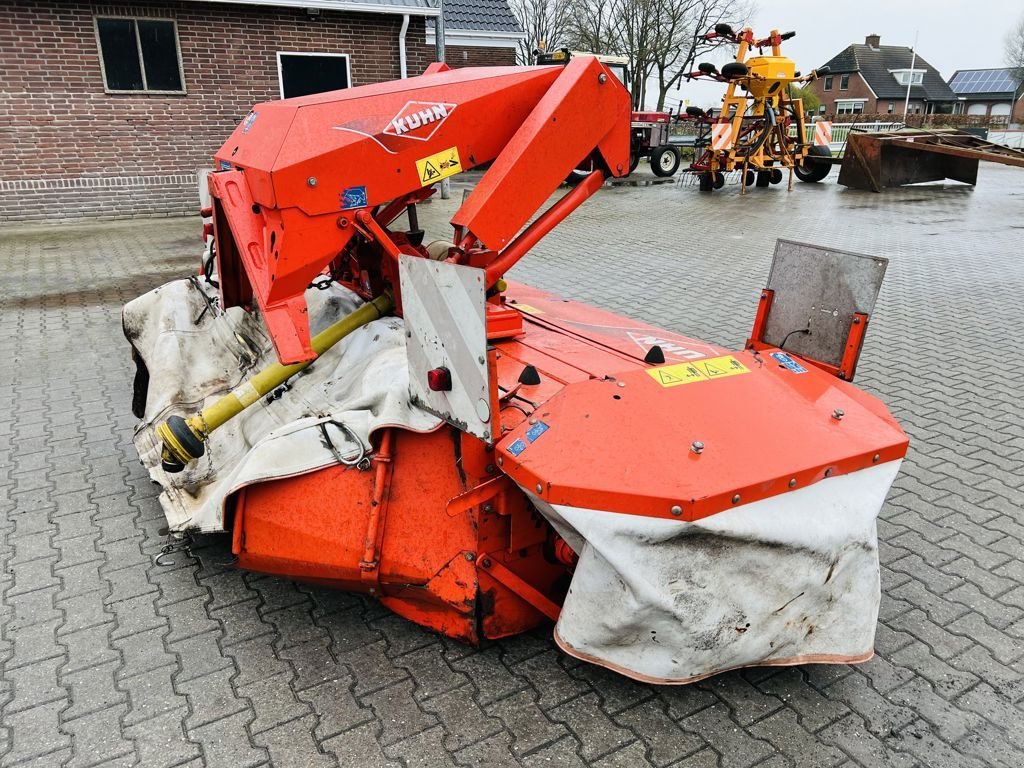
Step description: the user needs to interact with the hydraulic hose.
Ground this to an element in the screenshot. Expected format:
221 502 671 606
156 293 394 473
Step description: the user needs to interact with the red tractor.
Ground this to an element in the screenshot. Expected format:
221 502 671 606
535 49 681 181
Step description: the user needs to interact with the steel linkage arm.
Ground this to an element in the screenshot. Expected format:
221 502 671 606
451 56 631 262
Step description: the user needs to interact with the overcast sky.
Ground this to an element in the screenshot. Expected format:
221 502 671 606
665 0 1024 109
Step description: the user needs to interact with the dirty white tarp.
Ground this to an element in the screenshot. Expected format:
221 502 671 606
124 278 441 532
528 459 902 684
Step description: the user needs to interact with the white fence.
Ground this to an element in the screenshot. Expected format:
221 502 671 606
797 121 906 153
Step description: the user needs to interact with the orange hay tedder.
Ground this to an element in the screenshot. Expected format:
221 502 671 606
126 56 909 683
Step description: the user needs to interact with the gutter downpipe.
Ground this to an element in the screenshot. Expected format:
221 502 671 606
398 13 409 78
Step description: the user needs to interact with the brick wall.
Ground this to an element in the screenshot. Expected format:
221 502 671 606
0 0 515 223
809 71 875 116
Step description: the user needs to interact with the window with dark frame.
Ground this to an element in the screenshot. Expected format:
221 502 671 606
278 53 350 99
824 75 833 91
840 74 850 90
95 17 184 93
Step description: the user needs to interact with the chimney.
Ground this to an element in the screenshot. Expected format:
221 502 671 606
865 34 880 49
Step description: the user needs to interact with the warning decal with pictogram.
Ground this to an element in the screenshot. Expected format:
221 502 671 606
416 146 462 187
646 355 750 387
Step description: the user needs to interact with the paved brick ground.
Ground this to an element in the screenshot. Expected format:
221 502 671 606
1 164 1022 767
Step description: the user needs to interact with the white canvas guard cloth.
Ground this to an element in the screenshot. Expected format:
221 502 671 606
528 459 902 684
123 278 441 532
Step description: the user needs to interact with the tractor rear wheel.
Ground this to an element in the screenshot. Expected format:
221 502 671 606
794 145 833 183
651 146 681 177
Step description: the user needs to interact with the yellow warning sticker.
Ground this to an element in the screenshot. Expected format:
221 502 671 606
514 303 544 315
647 355 750 387
416 146 462 186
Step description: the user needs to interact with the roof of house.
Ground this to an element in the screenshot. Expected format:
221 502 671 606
821 43 956 102
948 68 1022 99
442 0 521 32
191 0 524 32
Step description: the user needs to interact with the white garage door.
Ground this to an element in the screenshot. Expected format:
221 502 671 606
991 103 1012 116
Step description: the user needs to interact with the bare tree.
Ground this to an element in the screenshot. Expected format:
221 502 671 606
652 0 754 111
1006 11 1024 122
567 0 754 110
508 0 574 65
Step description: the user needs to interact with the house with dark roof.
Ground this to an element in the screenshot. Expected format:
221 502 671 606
0 0 524 222
808 34 955 119
427 0 524 62
947 68 1024 123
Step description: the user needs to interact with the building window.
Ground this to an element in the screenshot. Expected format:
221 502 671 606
95 17 184 93
277 52 351 99
836 99 868 115
840 74 849 90
819 105 826 114
891 69 925 86
887 102 894 113
824 75 833 91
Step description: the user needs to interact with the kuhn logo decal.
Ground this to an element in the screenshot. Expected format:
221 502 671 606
383 101 456 141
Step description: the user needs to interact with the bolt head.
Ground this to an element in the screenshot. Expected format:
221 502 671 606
872 454 880 463
617 381 626 388
691 440 704 454
535 483 543 494
497 456 503 466
832 409 845 420
731 494 741 504
464 552 475 561
307 176 318 187
598 72 608 84
670 505 683 516
788 478 796 488
824 468 834 477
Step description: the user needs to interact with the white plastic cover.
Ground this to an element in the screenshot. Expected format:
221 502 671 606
529 460 902 684
123 278 441 532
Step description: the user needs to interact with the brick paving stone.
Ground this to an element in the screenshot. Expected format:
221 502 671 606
188 710 268 768
4 165 1024 767
321 721 398 767
618 698 705 767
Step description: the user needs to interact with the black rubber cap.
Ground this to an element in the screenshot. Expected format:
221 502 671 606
161 457 187 474
518 365 542 386
166 414 206 460
644 346 666 364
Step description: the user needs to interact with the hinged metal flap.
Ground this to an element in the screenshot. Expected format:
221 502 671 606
399 256 492 441
764 240 887 367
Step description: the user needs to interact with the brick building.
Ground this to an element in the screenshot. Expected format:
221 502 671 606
808 34 954 120
0 0 522 223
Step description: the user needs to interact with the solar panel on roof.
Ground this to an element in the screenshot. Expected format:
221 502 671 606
951 69 1018 94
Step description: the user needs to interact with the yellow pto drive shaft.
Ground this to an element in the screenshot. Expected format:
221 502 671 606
156 293 394 473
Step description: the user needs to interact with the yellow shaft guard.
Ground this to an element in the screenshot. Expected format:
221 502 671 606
156 293 393 468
